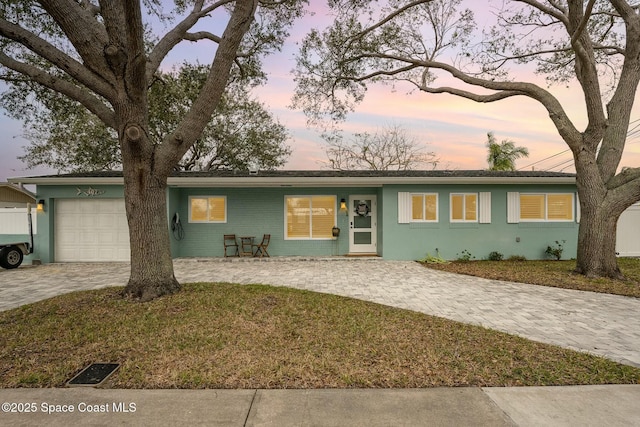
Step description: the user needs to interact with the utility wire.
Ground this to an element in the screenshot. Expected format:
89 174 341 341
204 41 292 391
545 158 574 171
517 149 571 171
517 118 639 172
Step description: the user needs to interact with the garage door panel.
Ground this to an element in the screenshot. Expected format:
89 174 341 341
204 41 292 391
79 233 99 244
98 231 121 244
55 199 130 262
97 214 118 228
56 199 78 213
79 201 98 214
97 247 117 259
79 216 98 228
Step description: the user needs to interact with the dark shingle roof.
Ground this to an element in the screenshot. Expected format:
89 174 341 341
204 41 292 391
25 169 576 179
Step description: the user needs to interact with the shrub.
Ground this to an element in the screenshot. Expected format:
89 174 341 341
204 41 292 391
419 252 448 264
545 240 565 261
456 249 475 262
488 251 504 261
507 255 527 262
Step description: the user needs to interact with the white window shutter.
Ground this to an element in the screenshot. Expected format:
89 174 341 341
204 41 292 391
398 192 411 224
479 192 491 223
575 193 580 223
507 192 520 223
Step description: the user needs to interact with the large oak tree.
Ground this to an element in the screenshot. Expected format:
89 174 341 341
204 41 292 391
293 0 640 279
3 64 291 172
0 0 305 300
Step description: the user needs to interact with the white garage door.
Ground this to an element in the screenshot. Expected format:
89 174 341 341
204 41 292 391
55 199 130 262
617 203 640 257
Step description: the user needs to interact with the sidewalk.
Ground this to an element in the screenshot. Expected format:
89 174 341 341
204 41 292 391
1 385 639 426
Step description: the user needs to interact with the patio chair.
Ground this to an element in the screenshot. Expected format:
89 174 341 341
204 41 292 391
252 234 270 258
223 234 239 257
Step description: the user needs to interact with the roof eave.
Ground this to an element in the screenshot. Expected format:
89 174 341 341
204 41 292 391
167 176 576 187
8 175 576 187
8 176 125 185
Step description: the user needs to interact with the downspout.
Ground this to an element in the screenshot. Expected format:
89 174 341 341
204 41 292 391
27 203 34 254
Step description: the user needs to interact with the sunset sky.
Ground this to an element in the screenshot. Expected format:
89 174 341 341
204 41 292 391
1 1 639 183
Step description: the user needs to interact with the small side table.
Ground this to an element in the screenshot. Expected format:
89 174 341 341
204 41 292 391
240 236 254 257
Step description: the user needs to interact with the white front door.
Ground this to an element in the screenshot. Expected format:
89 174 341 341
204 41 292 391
349 195 377 254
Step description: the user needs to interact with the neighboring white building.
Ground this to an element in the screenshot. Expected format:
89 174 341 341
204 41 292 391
617 203 640 257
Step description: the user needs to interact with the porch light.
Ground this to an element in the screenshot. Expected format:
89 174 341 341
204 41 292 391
340 198 347 213
37 199 45 212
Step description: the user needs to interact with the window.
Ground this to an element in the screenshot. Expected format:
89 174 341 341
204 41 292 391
450 193 477 222
519 193 573 222
411 193 438 222
189 196 227 223
286 196 336 239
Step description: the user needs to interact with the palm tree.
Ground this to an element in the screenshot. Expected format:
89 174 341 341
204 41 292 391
485 132 529 171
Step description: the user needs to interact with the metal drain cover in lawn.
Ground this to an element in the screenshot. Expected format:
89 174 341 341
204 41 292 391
67 363 120 387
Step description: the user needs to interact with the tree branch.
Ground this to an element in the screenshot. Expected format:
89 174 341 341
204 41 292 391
570 0 597 46
156 0 258 175
184 31 223 44
609 0 640 21
607 166 640 190
594 0 640 182
513 0 569 25
147 0 233 79
351 0 434 41
420 85 525 102
38 0 110 75
607 167 640 213
0 18 113 97
0 52 115 127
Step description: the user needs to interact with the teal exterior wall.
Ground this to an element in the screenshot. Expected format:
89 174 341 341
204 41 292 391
380 183 579 261
27 181 578 263
167 186 379 258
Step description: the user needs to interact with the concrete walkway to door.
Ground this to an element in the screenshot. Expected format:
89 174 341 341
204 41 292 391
1 257 640 367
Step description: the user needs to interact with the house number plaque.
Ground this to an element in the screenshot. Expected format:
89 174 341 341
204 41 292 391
76 187 106 197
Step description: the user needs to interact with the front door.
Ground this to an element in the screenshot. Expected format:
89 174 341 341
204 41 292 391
349 195 377 254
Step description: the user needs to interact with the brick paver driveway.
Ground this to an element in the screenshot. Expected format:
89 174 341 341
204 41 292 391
2 258 639 367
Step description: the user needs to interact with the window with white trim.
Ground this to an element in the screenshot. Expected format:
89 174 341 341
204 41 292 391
189 196 227 223
285 195 336 239
520 193 574 222
450 193 477 222
411 193 438 222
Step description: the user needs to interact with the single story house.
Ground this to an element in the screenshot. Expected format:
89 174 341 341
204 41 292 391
9 170 582 264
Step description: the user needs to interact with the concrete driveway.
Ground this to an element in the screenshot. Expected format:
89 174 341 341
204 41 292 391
2 257 640 367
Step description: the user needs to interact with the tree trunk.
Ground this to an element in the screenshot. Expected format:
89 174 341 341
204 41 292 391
121 160 180 301
574 196 624 280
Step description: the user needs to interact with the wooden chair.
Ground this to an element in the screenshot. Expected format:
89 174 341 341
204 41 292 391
252 234 270 258
223 234 239 257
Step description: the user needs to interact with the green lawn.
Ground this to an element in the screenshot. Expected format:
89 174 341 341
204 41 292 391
0 281 639 388
423 258 640 298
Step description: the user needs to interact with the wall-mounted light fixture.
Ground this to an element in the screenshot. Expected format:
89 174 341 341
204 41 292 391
37 199 45 212
339 198 347 214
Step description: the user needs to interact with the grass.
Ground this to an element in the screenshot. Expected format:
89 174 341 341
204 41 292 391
1 282 639 389
423 257 640 298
